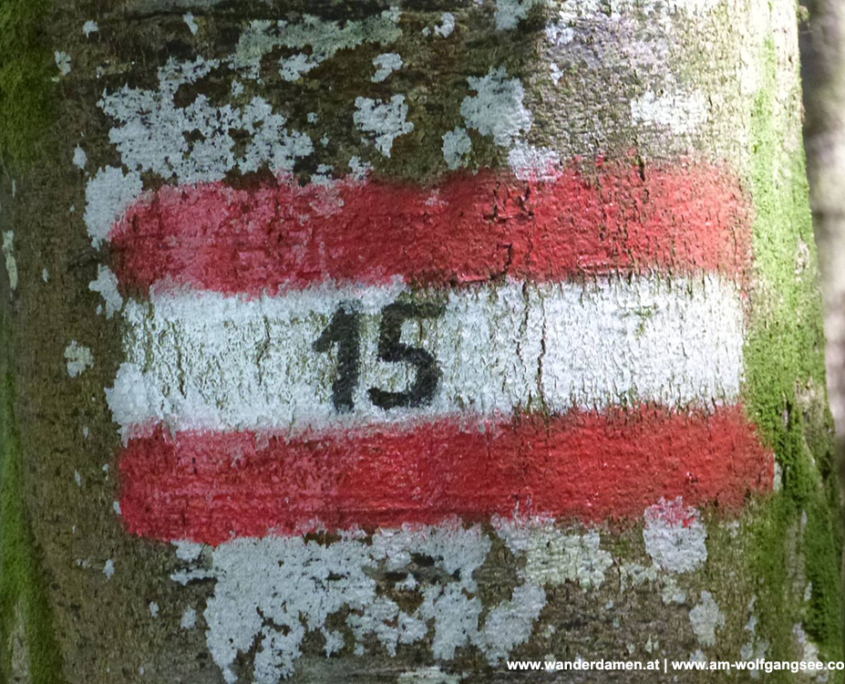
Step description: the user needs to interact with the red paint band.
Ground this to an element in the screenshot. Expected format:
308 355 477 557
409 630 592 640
119 406 772 545
109 162 751 297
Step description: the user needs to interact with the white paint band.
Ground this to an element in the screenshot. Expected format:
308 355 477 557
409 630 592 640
107 274 745 437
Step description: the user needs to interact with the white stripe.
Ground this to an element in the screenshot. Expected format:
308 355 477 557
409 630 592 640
107 274 744 437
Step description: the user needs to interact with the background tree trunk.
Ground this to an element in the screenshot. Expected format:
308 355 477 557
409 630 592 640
800 0 845 534
1 1 842 682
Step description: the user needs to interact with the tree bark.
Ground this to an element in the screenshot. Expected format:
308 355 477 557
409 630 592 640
0 1 842 682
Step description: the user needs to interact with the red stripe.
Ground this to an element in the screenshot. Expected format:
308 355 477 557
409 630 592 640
110 161 751 296
118 406 772 545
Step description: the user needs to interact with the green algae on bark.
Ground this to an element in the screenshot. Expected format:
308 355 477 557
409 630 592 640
0 0 54 167
744 38 843 672
0 316 66 684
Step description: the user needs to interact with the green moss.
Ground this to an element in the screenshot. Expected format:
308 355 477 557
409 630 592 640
0 0 54 166
0 305 65 682
0 3 65 673
744 37 843 672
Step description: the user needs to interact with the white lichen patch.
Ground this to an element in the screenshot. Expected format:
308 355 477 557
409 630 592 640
99 58 313 186
461 67 532 147
183 12 198 35
231 11 402 82
544 0 601 46
173 540 204 562
689 591 725 647
8 601 29 683
740 598 769 678
89 265 124 319
279 54 315 82
2 231 17 291
773 460 783 491
434 13 456 37
82 20 98 37
65 341 94 377
171 568 214 586
348 156 372 179
545 0 719 28
618 563 659 592
495 519 613 590
472 583 546 663
545 18 573 47
643 497 708 573
177 523 545 683
181 607 197 629
795 237 811 276
322 628 345 656
630 89 709 136
442 126 472 170
371 53 403 82
793 624 830 681
662 0 722 16
661 577 687 604
507 143 560 181
84 167 142 248
496 0 548 30
55 51 71 76
169 517 745 681
73 145 88 170
353 95 414 157
792 623 830 682
398 666 462 683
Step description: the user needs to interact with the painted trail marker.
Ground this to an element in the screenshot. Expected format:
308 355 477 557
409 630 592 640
106 163 772 545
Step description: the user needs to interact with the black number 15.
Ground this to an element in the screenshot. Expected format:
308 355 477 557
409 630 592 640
312 301 444 413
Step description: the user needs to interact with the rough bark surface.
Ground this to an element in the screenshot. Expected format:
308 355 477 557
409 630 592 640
0 1 841 683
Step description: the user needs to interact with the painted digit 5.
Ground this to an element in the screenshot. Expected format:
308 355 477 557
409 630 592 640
368 302 444 410
313 301 444 411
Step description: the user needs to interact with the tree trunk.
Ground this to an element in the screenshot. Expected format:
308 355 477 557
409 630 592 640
800 0 845 537
0 1 841 682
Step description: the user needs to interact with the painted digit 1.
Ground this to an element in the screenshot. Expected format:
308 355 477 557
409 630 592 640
311 304 361 413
